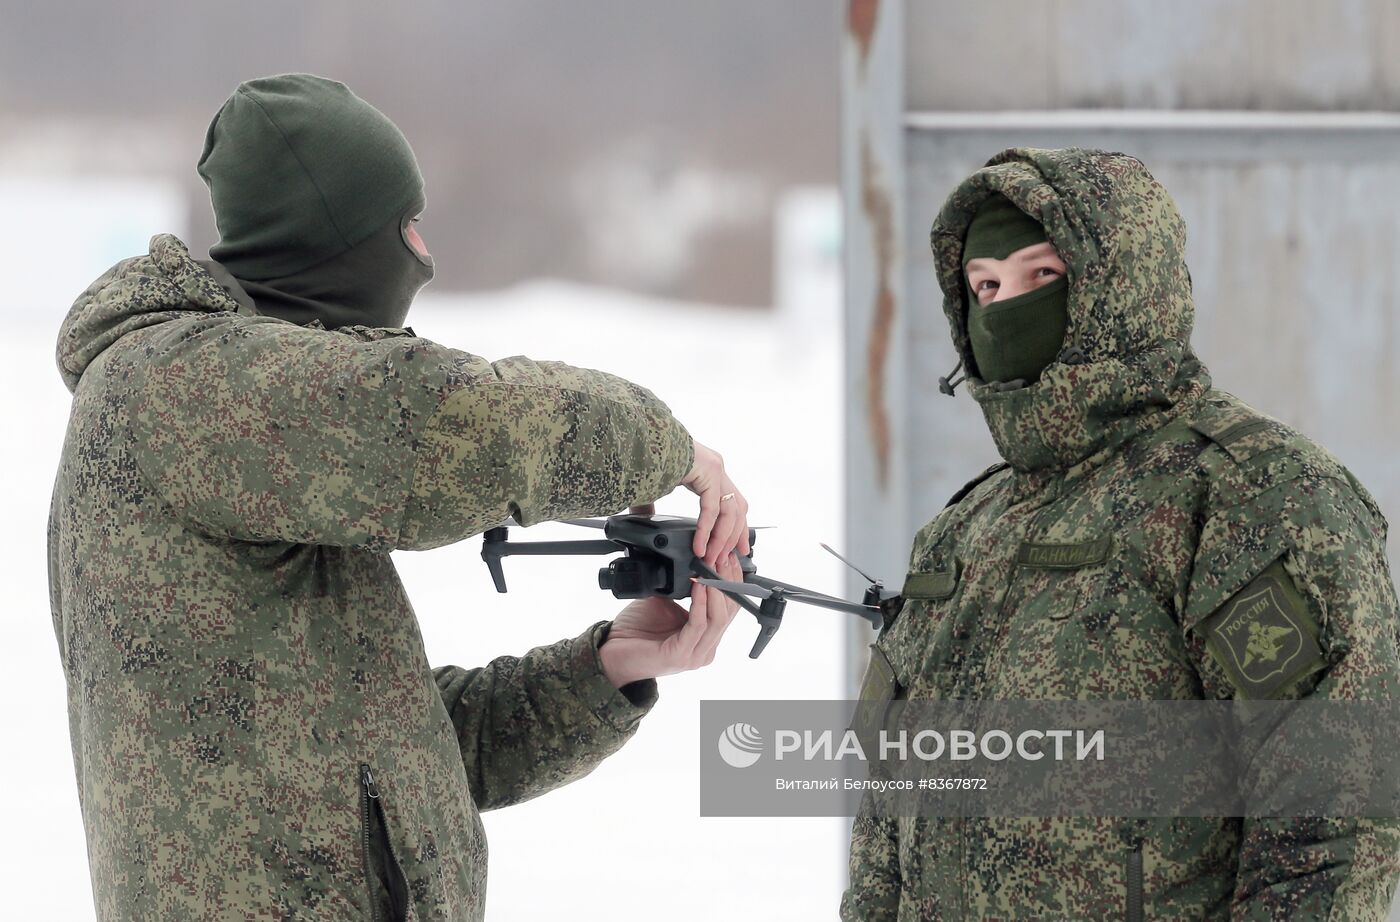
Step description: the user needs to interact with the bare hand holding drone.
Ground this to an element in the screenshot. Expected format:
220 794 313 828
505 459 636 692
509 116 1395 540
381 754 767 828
598 552 744 687
681 439 750 568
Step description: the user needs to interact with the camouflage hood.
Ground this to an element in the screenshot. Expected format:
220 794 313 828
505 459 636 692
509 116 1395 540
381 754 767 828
930 148 1212 471
56 234 255 393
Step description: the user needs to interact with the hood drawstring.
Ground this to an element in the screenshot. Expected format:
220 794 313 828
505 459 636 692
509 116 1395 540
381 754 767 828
938 356 966 396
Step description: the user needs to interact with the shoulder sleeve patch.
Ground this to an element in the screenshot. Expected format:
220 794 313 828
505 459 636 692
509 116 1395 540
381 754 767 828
1200 559 1325 699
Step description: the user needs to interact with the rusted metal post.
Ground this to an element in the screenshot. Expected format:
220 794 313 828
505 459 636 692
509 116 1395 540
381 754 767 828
842 0 907 698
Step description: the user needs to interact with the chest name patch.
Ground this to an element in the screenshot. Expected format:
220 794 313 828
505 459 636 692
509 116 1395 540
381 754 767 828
1017 536 1112 570
1201 560 1325 699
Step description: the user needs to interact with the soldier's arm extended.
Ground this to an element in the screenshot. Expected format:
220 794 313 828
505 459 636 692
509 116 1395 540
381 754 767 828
431 620 654 809
125 316 694 549
1182 473 1400 921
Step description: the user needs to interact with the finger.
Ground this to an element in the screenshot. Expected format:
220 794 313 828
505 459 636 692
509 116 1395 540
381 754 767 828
672 578 710 659
705 486 743 566
705 498 733 564
716 482 749 562
693 489 720 559
721 501 747 563
695 583 738 661
715 556 744 618
703 504 731 567
708 582 739 631
629 502 656 516
719 551 743 581
711 562 744 621
702 558 743 630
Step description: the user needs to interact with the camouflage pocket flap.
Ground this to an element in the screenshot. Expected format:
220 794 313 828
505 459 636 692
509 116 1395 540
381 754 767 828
902 561 959 600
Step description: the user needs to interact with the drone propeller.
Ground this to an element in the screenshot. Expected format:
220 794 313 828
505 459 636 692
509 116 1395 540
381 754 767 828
819 542 902 615
820 542 881 586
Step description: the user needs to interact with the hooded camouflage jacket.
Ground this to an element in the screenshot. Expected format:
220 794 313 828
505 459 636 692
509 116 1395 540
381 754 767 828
48 234 695 921
841 149 1400 921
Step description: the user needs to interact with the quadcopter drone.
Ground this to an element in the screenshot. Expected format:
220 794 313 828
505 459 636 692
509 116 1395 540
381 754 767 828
481 513 901 658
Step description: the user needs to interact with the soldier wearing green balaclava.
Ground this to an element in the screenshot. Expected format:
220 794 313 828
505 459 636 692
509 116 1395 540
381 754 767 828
197 73 434 330
961 192 1068 385
52 70 758 922
842 148 1400 922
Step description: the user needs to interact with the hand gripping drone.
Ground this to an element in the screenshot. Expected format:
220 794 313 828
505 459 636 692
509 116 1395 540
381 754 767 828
480 513 901 658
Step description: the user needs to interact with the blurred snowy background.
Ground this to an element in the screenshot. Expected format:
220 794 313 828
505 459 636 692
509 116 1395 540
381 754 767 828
1 2 847 919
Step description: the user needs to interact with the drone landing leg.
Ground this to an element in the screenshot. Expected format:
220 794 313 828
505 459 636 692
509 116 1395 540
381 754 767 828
748 596 786 659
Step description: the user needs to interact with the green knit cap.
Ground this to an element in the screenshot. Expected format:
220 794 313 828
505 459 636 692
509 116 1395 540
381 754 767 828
962 193 1047 264
198 73 424 281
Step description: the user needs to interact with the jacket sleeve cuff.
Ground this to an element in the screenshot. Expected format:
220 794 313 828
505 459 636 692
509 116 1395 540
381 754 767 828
658 418 695 492
568 621 659 732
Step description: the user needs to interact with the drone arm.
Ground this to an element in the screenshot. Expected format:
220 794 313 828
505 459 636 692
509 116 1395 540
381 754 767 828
481 529 622 593
749 575 883 627
493 539 621 556
748 573 841 598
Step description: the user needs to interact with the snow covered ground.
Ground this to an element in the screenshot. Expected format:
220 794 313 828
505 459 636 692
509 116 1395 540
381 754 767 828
2 187 850 919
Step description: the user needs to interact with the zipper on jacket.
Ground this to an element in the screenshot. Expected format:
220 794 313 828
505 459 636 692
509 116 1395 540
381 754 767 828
1125 838 1144 922
361 763 410 922
360 764 383 922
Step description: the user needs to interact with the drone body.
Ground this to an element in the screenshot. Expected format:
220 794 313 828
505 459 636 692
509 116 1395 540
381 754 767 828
481 513 893 658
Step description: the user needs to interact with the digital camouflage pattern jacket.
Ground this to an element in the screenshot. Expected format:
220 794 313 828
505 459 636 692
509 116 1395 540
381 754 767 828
48 234 695 921
841 148 1400 921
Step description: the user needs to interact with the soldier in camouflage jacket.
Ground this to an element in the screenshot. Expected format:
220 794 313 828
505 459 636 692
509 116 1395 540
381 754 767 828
48 74 750 922
841 147 1400 921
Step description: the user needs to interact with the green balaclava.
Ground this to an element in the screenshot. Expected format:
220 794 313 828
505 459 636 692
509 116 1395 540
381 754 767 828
961 193 1068 385
197 73 434 330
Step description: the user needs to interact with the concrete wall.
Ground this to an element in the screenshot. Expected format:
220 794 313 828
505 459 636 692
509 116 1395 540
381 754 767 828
905 0 1400 111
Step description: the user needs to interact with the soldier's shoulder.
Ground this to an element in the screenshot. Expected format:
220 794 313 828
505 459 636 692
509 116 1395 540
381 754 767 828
903 461 1011 563
943 460 1012 511
1185 391 1300 465
1185 390 1384 524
